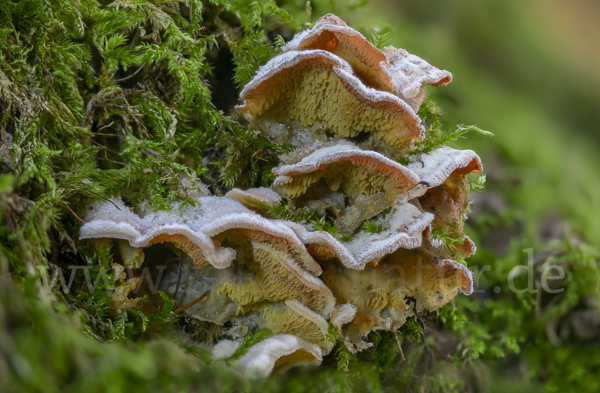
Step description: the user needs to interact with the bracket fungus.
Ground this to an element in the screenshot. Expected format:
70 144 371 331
272 141 420 200
237 49 424 153
282 14 452 112
283 202 434 270
407 147 483 258
225 187 282 210
81 198 336 341
282 14 395 93
321 248 473 351
272 141 429 234
238 334 323 375
79 14 484 376
384 47 452 112
238 13 453 154
80 196 322 273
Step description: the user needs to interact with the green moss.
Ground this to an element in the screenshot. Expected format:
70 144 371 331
361 220 383 234
228 328 273 361
369 31 391 49
431 225 467 252
326 324 358 372
311 216 340 236
73 244 178 341
246 198 321 223
469 173 486 192
398 99 493 163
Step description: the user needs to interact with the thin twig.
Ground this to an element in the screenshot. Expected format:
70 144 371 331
96 121 115 133
47 262 59 291
93 140 121 154
145 148 161 156
394 331 406 361
173 290 210 314
114 62 147 83
91 139 120 153
75 186 121 211
95 157 127 166
55 203 84 223
39 98 119 153
174 252 184 299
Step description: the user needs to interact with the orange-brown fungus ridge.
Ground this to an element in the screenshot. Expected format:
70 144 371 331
79 14 483 376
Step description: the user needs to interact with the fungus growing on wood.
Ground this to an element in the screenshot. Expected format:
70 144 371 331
282 14 395 92
77 13 483 375
225 187 282 211
283 203 434 269
80 198 233 269
237 50 424 153
384 47 452 112
321 248 473 351
110 264 141 311
80 196 321 274
282 13 452 112
272 141 420 200
215 240 335 315
331 303 358 329
408 147 483 257
81 196 335 356
116 239 145 269
237 334 323 375
260 300 331 351
333 192 392 235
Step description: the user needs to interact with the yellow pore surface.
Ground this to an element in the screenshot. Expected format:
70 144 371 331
280 161 403 200
260 304 329 349
419 171 472 256
217 240 332 315
147 234 208 266
322 249 465 333
271 348 320 374
244 65 417 152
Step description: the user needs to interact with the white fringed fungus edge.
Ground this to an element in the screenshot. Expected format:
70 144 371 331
237 334 323 376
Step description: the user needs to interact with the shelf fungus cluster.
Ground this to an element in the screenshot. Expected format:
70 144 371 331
80 14 482 376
